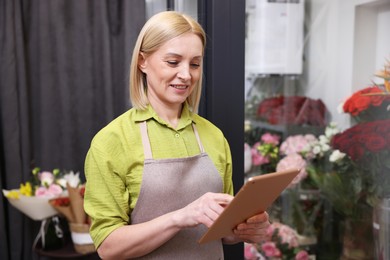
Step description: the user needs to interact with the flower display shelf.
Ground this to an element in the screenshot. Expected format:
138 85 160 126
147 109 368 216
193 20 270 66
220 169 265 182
248 120 325 139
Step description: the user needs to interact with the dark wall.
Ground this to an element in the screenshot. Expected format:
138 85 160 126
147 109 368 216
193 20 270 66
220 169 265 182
198 0 245 259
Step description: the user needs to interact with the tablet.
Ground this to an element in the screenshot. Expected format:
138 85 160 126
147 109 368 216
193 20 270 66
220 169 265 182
198 168 300 244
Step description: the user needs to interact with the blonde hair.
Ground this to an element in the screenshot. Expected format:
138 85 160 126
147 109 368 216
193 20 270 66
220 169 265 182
129 11 206 113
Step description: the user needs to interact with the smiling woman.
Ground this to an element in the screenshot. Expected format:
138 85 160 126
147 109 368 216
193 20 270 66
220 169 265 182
83 10 269 260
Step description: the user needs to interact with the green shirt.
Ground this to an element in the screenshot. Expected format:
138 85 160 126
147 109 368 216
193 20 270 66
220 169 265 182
84 104 233 248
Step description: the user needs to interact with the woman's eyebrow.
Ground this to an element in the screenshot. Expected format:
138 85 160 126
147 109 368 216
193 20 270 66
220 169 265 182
164 52 202 59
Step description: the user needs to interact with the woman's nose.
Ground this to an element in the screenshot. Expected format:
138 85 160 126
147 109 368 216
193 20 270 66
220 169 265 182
177 65 191 81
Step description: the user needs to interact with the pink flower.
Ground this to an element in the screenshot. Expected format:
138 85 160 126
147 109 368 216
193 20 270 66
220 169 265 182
35 187 49 197
35 184 62 197
276 153 307 187
261 242 281 257
48 184 63 195
277 225 299 247
269 222 299 248
295 250 309 260
261 133 280 145
244 243 260 260
280 134 316 155
266 224 275 238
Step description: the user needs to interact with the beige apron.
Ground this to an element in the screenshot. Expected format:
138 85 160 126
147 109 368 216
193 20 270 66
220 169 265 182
130 121 224 259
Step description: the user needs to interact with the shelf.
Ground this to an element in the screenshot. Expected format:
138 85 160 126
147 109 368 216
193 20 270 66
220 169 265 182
248 119 325 137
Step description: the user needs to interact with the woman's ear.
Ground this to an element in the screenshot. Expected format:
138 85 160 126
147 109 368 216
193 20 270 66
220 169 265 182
138 52 147 73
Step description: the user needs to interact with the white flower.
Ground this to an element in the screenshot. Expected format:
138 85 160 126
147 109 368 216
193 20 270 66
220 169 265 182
337 102 345 114
325 122 340 138
57 171 80 188
329 150 346 162
318 135 328 145
244 120 252 132
321 143 330 152
312 145 322 155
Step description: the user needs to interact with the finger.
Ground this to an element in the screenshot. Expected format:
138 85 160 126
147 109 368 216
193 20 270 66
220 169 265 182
209 193 234 206
236 233 268 244
233 226 269 241
246 211 269 224
236 221 270 231
203 206 220 223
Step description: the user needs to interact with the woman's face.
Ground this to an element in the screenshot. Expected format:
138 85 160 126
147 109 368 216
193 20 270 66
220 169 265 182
139 33 203 111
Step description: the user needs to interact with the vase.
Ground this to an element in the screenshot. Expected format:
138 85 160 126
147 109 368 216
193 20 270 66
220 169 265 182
341 215 375 260
69 222 95 254
244 144 252 174
373 198 390 260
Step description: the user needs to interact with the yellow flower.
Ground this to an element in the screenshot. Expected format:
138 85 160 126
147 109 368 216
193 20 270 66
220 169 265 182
20 182 33 196
5 190 20 199
375 59 390 92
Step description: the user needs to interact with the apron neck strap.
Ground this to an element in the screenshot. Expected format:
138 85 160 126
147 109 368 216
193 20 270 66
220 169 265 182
192 124 205 153
139 121 205 160
140 121 153 159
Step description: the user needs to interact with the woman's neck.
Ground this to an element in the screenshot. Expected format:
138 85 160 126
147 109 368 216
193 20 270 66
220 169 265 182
150 102 183 128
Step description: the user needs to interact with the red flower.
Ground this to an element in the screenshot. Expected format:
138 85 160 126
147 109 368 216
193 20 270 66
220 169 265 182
50 197 70 207
257 96 327 126
332 119 390 162
343 86 390 117
79 186 86 198
346 143 366 161
364 134 387 152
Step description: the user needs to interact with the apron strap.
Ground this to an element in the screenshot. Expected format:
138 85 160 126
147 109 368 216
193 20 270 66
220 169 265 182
139 121 153 160
192 124 205 153
139 121 205 159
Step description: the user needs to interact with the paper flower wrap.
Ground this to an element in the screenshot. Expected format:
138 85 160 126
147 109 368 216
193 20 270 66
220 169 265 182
2 189 60 221
3 168 81 221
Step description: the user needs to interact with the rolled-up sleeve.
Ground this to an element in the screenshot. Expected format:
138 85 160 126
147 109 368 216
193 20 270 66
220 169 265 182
84 139 130 249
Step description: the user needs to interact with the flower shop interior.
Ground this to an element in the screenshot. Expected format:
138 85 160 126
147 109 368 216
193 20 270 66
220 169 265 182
1 0 389 259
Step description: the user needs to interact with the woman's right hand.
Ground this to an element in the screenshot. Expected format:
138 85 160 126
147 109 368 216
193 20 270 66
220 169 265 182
173 192 234 228
97 192 233 259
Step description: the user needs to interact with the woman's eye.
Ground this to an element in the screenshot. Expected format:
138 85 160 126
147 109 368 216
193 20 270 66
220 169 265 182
191 63 200 68
166 61 179 66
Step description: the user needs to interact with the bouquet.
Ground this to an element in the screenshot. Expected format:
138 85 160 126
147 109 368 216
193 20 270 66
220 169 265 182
3 167 80 221
3 167 82 250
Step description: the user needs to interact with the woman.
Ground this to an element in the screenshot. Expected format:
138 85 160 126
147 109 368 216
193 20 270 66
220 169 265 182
84 11 269 259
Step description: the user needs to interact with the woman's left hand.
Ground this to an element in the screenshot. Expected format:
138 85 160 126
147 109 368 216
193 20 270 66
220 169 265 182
224 211 270 244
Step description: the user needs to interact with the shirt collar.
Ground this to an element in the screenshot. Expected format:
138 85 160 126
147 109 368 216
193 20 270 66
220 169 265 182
133 102 195 130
